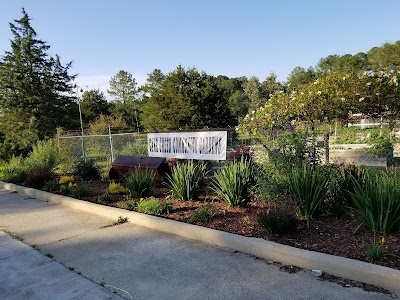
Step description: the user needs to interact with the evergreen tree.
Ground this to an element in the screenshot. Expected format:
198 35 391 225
0 9 77 157
80 89 110 126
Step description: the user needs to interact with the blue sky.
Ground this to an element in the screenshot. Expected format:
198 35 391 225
1 1 400 94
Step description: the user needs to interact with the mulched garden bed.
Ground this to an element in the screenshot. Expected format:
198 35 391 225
59 180 400 271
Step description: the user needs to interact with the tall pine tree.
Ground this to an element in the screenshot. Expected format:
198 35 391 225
0 9 78 157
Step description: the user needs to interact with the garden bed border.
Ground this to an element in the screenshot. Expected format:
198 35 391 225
1 180 399 294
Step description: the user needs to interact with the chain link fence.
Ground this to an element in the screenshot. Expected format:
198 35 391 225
58 120 398 173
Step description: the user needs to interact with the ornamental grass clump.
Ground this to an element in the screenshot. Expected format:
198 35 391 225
351 170 400 235
166 160 206 201
125 168 155 198
212 157 258 207
286 163 329 228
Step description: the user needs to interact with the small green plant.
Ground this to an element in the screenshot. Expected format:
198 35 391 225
124 168 155 198
212 157 258 207
25 168 54 189
42 179 60 192
351 169 400 235
25 139 59 171
108 182 126 194
242 215 251 225
258 201 298 234
190 204 217 223
136 197 170 215
72 158 101 181
98 193 112 203
119 199 137 210
366 236 388 262
59 184 71 195
115 216 129 225
166 160 206 202
59 175 74 184
286 163 329 228
0 156 28 184
69 184 92 199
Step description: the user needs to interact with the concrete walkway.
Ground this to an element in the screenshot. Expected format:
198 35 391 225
0 190 396 300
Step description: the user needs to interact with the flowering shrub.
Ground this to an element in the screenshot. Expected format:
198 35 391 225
227 145 254 161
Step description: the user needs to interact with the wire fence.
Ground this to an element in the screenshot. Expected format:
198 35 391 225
58 120 399 172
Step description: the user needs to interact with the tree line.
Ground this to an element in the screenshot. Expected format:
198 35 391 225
1 9 400 159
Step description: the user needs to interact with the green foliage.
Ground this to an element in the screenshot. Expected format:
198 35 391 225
119 139 148 156
59 175 74 185
286 163 329 228
351 169 400 235
142 65 233 130
166 160 206 201
25 139 59 171
69 183 92 199
59 184 71 196
42 179 60 192
80 89 110 126
118 199 137 210
124 168 155 198
108 182 126 194
327 164 365 218
98 193 112 203
72 158 101 181
190 204 217 223
0 156 28 183
0 9 77 158
136 197 172 215
366 237 388 262
25 168 54 189
258 201 298 234
212 158 258 207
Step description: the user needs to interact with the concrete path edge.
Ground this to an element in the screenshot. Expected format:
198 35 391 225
1 181 399 293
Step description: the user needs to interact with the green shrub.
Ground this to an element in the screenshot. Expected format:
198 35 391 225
136 197 171 215
286 163 329 228
258 201 298 234
119 199 137 210
69 184 92 199
166 160 206 201
25 139 59 171
119 139 148 156
98 193 112 203
351 170 400 235
366 237 388 262
0 156 28 184
125 168 155 198
72 158 101 181
42 179 60 192
59 175 74 184
212 158 258 207
108 182 126 194
60 184 71 195
25 168 54 189
190 204 217 223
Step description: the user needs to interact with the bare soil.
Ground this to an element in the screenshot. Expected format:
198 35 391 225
75 181 400 271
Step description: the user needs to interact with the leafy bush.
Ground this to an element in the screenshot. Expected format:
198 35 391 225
166 160 206 201
212 158 258 207
59 175 74 184
98 193 112 203
286 163 329 228
108 182 126 194
119 139 148 156
190 204 217 223
25 139 59 171
69 184 92 199
125 168 155 198
42 179 60 192
72 158 101 181
25 168 54 189
0 156 28 184
137 197 171 215
60 184 71 195
119 199 137 210
258 201 298 234
351 170 400 235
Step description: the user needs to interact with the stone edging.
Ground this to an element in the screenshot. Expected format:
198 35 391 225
1 181 399 294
